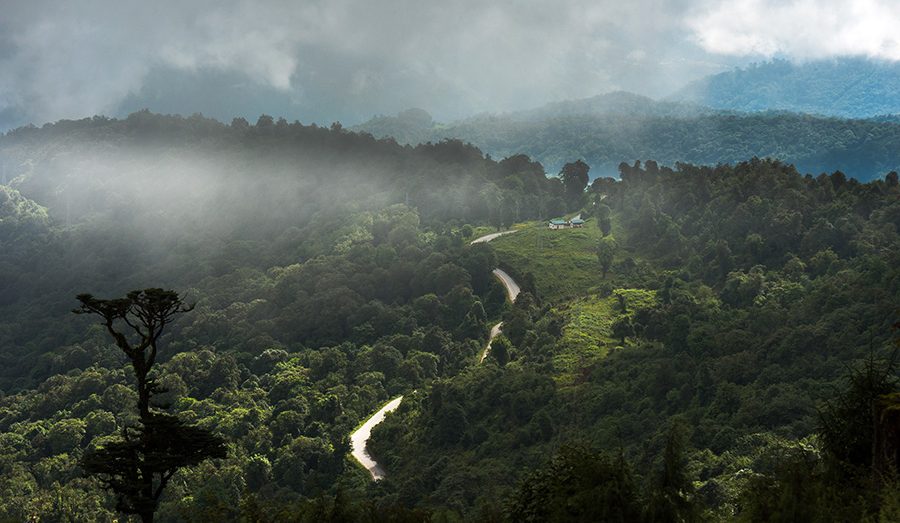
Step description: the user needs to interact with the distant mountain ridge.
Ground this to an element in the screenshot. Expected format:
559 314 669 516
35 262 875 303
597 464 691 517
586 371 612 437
354 91 720 148
502 91 717 120
670 58 900 118
354 91 900 181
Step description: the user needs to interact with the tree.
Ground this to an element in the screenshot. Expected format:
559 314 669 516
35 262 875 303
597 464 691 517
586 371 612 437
460 224 474 239
819 349 898 473
645 422 700 523
559 160 590 207
611 316 634 345
490 335 512 367
507 443 641 522
75 289 227 522
596 203 612 236
597 236 618 278
887 171 899 187
479 183 504 230
76 289 191 418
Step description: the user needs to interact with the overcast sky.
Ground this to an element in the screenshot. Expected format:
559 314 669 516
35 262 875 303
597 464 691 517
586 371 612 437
2 0 899 129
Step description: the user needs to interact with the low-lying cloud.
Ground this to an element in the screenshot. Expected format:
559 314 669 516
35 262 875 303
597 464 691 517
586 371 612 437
689 0 900 60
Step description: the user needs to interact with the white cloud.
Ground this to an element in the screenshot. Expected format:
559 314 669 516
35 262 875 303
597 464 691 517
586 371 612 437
688 0 900 60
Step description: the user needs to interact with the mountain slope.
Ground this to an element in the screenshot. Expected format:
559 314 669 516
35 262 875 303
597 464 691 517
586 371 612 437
355 93 900 180
670 58 900 118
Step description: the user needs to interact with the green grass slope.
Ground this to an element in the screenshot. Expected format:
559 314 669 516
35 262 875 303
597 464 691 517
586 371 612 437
489 216 660 383
488 220 603 303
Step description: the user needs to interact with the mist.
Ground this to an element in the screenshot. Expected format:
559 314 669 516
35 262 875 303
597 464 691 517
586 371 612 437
0 0 828 130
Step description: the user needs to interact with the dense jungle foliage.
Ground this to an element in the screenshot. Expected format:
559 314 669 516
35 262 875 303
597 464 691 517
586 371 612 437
0 114 898 521
356 91 900 180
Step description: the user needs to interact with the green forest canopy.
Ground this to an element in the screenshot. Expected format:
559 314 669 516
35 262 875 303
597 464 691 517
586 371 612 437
0 113 897 520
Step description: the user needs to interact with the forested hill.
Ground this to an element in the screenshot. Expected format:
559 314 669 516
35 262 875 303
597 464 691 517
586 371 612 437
369 159 900 520
0 111 573 518
1 112 898 520
0 111 568 390
355 92 900 180
671 58 900 118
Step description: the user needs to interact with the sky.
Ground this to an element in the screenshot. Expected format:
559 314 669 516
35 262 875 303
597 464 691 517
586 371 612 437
2 0 900 130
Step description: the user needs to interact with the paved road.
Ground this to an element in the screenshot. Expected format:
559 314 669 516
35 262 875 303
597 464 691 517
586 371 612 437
351 227 525 479
492 268 520 302
481 268 521 362
470 229 518 244
472 231 523 363
350 396 403 480
481 321 504 362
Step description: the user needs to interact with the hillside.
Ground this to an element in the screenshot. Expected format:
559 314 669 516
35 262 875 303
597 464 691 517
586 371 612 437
671 58 900 118
369 159 900 520
0 113 571 519
0 114 898 521
355 93 900 180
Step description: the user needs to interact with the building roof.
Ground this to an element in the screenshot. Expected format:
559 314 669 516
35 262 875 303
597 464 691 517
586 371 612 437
571 218 585 224
550 219 567 225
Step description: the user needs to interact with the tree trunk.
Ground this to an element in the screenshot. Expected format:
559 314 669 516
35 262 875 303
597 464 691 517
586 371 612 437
132 356 151 419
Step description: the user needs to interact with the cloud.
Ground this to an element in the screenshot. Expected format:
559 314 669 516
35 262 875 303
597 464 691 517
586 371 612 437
688 0 900 60
0 0 310 126
0 0 728 129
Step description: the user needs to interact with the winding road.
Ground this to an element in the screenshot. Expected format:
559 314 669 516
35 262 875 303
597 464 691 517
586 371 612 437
491 268 520 302
350 395 403 480
349 228 521 480
469 229 518 244
480 321 505 363
479 267 521 362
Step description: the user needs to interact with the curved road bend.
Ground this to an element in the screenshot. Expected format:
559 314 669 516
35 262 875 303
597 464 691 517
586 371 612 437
469 229 518 245
350 395 403 480
480 322 504 362
480 269 521 362
492 268 520 302
351 229 524 480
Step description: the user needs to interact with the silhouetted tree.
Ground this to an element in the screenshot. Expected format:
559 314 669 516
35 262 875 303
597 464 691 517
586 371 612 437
75 289 227 522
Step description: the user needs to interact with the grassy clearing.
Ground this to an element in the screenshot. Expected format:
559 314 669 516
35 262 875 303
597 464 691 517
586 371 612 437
488 214 659 383
489 218 608 303
488 212 653 304
552 288 658 385
553 296 616 381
